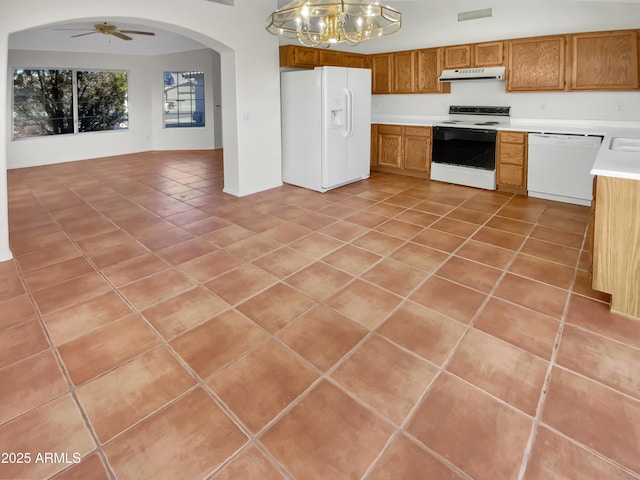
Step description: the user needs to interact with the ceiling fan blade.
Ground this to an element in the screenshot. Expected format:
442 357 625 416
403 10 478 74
71 31 99 38
112 32 133 41
118 30 155 36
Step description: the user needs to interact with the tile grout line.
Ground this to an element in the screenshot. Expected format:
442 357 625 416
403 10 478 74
516 217 590 480
7 183 120 480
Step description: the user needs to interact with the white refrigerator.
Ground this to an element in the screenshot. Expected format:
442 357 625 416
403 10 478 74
281 66 372 193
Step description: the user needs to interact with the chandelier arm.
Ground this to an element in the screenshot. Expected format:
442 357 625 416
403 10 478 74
265 0 401 47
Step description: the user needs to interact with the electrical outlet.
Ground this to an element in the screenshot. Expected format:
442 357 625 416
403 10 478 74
539 102 546 111
616 103 624 112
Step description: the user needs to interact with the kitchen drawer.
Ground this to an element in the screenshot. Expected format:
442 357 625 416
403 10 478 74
378 125 403 135
500 131 527 144
404 126 431 137
498 164 525 186
499 143 526 165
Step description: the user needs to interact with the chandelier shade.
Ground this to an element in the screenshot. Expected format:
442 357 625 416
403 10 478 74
266 0 402 47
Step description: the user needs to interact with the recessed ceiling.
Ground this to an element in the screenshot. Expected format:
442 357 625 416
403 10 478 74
9 21 207 56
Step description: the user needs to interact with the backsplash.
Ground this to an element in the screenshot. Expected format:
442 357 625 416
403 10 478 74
372 80 640 122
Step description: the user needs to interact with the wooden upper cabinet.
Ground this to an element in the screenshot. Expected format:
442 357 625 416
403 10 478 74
318 50 342 67
474 41 504 67
506 35 568 91
444 45 472 69
444 42 504 69
417 48 450 93
341 52 368 69
371 53 393 94
393 51 416 93
571 30 639 90
279 45 318 68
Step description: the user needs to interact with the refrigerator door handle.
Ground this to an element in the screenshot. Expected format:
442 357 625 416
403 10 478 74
344 88 354 138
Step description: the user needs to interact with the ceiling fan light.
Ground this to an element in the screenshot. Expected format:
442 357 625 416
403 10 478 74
265 0 401 48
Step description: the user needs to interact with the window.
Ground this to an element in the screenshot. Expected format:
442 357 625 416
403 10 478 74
13 69 74 138
12 69 128 139
77 71 128 132
164 71 205 128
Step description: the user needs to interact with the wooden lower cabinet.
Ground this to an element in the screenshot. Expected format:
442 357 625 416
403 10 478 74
375 125 403 168
496 130 528 194
403 127 431 174
592 175 640 320
371 124 431 178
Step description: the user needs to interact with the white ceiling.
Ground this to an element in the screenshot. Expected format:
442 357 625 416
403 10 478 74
9 0 640 56
9 21 206 56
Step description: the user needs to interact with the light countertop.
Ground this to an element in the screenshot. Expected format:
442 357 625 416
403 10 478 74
591 130 640 181
371 114 640 181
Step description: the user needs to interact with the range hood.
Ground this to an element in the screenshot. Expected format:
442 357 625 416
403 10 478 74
438 66 505 82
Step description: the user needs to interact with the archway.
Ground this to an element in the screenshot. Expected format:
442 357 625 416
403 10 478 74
0 0 284 260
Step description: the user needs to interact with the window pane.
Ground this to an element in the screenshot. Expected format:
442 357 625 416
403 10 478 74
77 71 128 132
164 71 205 128
13 69 74 138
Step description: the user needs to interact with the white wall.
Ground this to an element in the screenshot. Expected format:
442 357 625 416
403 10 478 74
337 0 640 54
0 0 283 261
149 49 222 151
373 81 640 123
7 48 222 169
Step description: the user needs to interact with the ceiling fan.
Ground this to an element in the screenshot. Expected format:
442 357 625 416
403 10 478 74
66 23 155 41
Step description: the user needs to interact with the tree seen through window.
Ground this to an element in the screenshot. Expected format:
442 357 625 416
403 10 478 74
12 69 128 139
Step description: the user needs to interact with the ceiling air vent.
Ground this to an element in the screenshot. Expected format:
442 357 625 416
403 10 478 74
457 8 492 22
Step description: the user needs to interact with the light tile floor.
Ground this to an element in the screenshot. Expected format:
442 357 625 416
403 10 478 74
1 149 639 480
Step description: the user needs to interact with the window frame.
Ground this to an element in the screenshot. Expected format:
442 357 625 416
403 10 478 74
163 70 206 129
12 67 130 140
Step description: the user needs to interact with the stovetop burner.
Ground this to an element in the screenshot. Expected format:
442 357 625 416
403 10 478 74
436 105 511 130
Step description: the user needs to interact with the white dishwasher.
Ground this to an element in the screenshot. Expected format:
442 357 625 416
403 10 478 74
527 133 603 206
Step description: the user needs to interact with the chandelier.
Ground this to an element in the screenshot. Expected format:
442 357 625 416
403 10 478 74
265 0 402 48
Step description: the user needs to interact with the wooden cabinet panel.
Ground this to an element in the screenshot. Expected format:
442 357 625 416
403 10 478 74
572 30 639 90
444 42 504 69
474 41 504 67
377 125 403 168
341 53 368 69
592 175 640 319
498 164 525 187
393 51 416 93
444 45 472 69
371 125 432 177
588 176 597 280
319 50 342 67
506 36 567 91
416 48 450 94
279 45 318 68
371 54 393 94
499 143 526 166
496 131 528 192
370 124 379 167
403 127 431 173
499 131 526 144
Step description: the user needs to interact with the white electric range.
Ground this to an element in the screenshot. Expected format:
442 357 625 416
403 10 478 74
431 105 511 190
